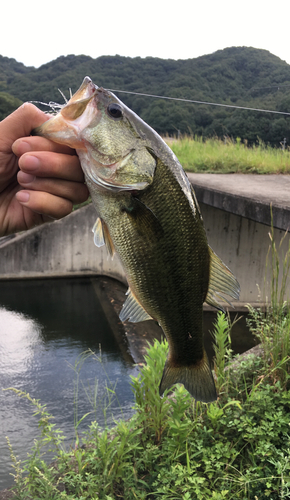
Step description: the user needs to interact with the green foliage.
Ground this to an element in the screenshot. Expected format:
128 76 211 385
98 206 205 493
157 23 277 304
211 311 234 390
4 388 66 499
246 219 290 388
6 319 290 499
131 338 171 443
2 47 290 145
0 91 22 120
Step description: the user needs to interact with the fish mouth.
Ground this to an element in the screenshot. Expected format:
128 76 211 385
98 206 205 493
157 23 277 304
67 76 97 103
32 76 99 149
33 77 153 192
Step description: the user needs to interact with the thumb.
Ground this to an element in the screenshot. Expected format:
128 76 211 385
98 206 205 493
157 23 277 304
0 103 50 153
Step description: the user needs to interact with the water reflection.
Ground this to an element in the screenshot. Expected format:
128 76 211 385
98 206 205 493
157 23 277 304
0 308 42 374
0 278 137 491
0 278 121 349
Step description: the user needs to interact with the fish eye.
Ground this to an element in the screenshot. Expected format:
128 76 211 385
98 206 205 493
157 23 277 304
107 103 123 119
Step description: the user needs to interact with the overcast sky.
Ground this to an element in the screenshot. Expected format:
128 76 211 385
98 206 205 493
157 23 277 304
2 0 290 69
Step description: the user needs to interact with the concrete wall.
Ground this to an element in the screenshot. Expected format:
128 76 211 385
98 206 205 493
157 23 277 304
0 203 126 284
0 198 289 307
188 173 290 232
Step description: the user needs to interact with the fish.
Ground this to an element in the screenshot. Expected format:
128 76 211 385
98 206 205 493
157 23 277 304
33 77 240 402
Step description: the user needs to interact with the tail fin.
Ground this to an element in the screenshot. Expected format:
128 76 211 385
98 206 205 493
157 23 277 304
159 350 217 402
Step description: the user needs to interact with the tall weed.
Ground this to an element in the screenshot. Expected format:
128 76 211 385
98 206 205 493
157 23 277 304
211 311 239 394
168 135 290 173
247 220 290 387
130 338 171 443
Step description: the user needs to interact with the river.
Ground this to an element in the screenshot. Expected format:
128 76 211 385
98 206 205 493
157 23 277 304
0 277 138 491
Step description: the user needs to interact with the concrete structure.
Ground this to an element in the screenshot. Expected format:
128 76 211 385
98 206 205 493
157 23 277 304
0 174 289 307
0 203 126 284
188 174 290 306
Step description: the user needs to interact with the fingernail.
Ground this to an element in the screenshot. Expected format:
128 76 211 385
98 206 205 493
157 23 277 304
18 172 36 184
13 140 31 156
16 191 30 203
21 155 41 171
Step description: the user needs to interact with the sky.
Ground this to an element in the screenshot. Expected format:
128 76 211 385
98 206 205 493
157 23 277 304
2 0 290 69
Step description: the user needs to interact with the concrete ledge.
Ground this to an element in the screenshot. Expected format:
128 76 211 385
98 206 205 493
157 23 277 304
188 173 290 230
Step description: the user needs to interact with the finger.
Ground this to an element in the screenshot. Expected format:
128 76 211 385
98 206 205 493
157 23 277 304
17 171 89 204
18 151 85 182
0 103 49 152
12 136 76 157
15 189 74 220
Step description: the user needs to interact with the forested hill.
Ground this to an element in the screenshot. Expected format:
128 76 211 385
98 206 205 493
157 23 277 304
1 47 290 145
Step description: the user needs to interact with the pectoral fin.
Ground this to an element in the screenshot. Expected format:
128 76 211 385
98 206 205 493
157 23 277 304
123 197 163 242
92 217 115 258
205 247 240 311
92 218 105 247
119 288 153 323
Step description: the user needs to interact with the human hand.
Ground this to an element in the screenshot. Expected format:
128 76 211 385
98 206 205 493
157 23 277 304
0 103 89 237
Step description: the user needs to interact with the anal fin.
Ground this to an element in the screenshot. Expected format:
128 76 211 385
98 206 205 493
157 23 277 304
119 288 153 323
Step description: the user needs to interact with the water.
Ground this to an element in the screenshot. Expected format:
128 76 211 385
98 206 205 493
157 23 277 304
0 278 137 491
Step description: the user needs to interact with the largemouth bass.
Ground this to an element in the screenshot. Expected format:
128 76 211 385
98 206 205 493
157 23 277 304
33 77 240 402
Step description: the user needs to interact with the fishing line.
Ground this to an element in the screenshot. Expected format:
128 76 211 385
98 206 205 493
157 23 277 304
107 89 290 116
251 84 290 91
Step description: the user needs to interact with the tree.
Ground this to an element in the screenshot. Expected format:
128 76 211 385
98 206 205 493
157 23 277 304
0 92 22 120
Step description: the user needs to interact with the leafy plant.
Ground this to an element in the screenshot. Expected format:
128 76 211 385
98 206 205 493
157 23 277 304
5 332 290 499
130 338 171 443
211 311 234 392
3 388 66 499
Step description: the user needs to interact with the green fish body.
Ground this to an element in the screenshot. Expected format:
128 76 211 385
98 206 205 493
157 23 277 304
33 77 240 402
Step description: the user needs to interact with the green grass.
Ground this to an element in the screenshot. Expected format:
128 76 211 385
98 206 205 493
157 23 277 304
4 227 290 500
166 135 290 174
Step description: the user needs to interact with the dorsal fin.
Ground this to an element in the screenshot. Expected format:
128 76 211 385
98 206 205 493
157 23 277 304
190 184 202 219
205 247 240 311
92 217 115 258
119 288 153 323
